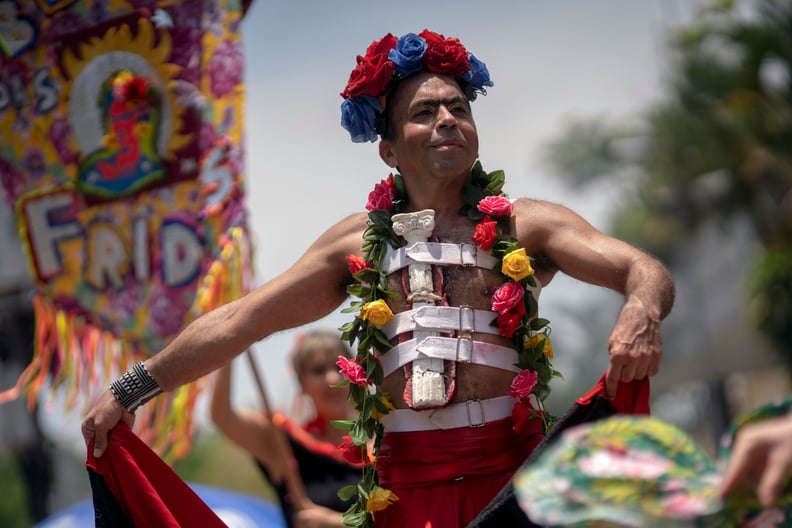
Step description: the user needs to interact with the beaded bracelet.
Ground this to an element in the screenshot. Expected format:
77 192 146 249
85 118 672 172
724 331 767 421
109 362 164 414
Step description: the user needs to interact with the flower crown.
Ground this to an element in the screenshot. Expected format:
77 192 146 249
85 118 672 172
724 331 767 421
340 30 494 143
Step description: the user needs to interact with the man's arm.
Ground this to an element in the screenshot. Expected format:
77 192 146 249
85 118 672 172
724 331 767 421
514 198 675 398
82 213 368 456
720 412 792 507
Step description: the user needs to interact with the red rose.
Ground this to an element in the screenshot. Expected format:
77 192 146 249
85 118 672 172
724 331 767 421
472 218 497 250
341 34 397 99
477 195 512 217
419 29 470 79
365 33 398 60
365 174 395 211
341 53 395 99
491 281 525 314
338 435 364 465
511 400 545 436
496 302 525 338
346 254 371 274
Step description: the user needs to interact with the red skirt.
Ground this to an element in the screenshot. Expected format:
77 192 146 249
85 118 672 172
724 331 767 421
373 416 543 528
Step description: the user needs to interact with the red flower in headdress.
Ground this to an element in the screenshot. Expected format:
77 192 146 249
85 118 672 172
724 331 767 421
419 29 470 79
341 34 397 99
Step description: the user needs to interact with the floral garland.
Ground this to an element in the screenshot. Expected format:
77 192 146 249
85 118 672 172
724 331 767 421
333 161 559 528
339 29 493 143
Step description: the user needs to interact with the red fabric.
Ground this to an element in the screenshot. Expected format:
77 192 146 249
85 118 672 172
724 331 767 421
373 417 543 528
575 374 651 415
85 423 225 528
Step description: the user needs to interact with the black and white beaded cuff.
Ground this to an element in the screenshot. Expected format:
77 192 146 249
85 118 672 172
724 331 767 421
109 362 164 414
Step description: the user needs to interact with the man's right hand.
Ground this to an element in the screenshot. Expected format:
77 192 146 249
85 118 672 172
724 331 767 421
81 390 135 457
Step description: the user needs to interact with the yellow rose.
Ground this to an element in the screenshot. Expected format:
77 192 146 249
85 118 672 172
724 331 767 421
501 248 534 281
366 486 399 513
525 333 553 358
360 299 393 328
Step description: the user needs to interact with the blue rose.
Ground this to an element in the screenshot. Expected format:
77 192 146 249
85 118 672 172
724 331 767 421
389 33 427 77
462 53 494 94
341 95 382 143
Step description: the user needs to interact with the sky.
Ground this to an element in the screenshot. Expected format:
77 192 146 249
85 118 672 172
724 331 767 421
26 0 713 450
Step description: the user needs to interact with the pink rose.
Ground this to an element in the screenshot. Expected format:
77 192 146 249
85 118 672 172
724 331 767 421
477 195 512 217
496 302 525 338
346 254 371 274
508 369 538 399
365 174 395 211
337 355 368 387
472 218 497 250
491 281 524 314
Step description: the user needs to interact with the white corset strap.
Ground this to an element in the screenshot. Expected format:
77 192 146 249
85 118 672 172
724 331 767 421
381 241 498 275
380 336 521 378
380 395 537 432
381 305 499 340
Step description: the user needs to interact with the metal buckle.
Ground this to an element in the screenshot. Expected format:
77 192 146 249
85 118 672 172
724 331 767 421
460 243 477 266
458 305 474 334
466 399 485 427
456 335 473 363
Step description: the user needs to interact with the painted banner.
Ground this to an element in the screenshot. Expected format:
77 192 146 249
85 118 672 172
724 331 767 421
0 0 254 458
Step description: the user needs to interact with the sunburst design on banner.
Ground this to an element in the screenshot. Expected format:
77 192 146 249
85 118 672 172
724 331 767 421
60 17 192 172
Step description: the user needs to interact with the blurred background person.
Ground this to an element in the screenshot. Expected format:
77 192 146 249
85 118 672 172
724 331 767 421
210 328 360 528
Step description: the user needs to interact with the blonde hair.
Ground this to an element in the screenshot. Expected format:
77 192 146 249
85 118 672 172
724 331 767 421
290 328 351 382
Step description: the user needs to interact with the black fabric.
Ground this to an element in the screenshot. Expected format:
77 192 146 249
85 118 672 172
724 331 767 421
87 467 135 528
467 395 617 528
257 433 360 527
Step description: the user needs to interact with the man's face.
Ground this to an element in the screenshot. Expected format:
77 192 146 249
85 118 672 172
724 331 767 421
379 72 479 181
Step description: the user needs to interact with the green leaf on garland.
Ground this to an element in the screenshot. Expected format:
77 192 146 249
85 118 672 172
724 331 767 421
337 484 358 501
393 173 406 200
341 510 368 527
530 317 551 330
346 284 367 298
485 169 506 194
354 268 380 283
361 396 373 421
372 330 393 353
537 362 553 384
349 421 368 445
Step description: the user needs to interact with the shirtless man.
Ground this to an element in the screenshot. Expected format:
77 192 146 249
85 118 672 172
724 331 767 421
82 30 674 528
